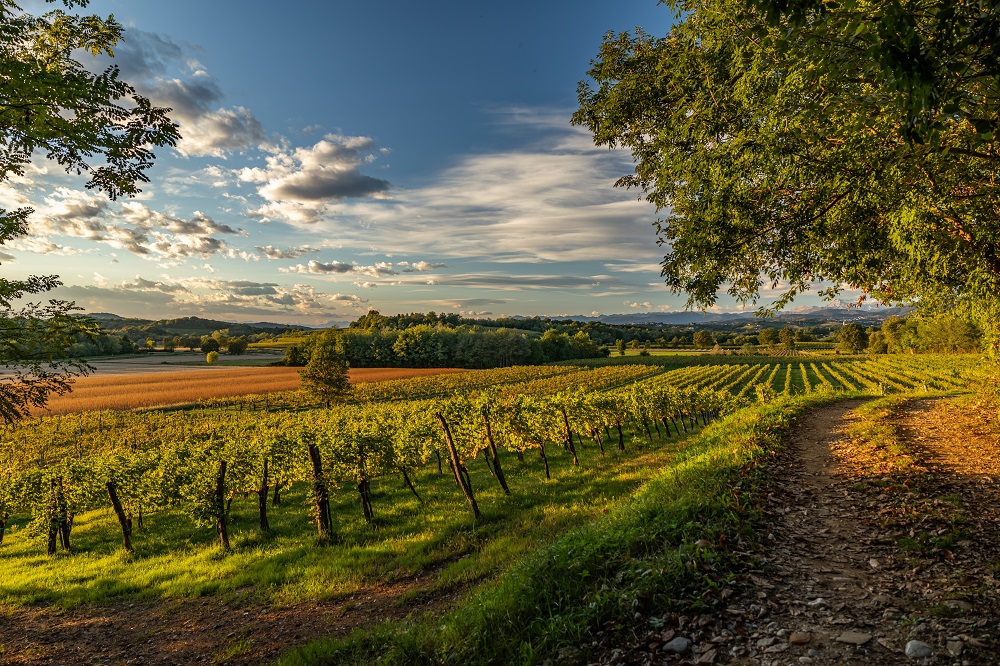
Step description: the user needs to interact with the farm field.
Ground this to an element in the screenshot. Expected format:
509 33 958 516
29 367 469 415
0 354 988 664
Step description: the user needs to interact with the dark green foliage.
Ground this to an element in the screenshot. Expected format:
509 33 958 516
573 0 1000 336
300 332 351 408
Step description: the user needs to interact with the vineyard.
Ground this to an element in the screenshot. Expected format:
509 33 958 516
0 355 984 612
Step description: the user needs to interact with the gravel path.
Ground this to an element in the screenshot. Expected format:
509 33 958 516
593 396 1000 665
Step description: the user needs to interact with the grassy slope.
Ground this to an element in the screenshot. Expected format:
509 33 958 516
0 424 695 610
278 392 854 666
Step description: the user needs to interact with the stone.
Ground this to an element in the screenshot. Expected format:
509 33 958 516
662 637 692 654
799 658 815 665
835 631 872 646
789 631 812 645
757 637 777 648
946 640 963 657
807 598 828 607
905 640 932 658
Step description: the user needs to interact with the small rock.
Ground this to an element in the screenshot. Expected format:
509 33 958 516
662 637 692 654
835 631 872 646
696 648 717 664
808 649 821 658
757 637 777 648
946 640 963 657
789 631 812 645
807 598 828 607
694 539 713 548
905 640 932 658
869 558 881 569
799 658 815 665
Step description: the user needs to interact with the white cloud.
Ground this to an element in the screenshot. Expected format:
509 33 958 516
280 258 444 278
241 135 392 223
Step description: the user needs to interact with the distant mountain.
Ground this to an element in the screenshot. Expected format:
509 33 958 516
545 306 912 327
84 313 310 339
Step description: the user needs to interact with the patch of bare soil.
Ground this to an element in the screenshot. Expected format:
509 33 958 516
589 397 1000 665
0 576 459 665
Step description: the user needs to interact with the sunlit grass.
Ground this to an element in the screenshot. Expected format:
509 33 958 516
0 426 694 610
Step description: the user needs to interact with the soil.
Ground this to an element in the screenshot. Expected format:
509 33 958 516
589 396 1000 665
0 575 460 665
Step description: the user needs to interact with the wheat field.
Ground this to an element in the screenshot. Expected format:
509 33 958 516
32 367 466 415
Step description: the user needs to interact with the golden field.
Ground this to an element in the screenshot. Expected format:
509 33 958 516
32 367 466 415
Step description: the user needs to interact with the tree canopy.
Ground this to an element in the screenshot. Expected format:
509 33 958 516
573 0 1000 348
0 0 178 421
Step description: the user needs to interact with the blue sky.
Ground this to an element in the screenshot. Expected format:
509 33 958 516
3 0 835 325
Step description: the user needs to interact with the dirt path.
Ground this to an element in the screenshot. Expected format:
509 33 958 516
596 397 1000 665
0 576 459 665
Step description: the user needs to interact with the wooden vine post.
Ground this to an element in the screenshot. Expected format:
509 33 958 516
307 443 334 540
560 407 579 466
482 411 510 494
106 481 134 553
257 458 270 533
215 460 231 550
435 413 481 519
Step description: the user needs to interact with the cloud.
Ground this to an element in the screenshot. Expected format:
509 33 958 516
281 258 444 278
241 135 392 223
624 300 672 311
20 190 243 261
256 244 317 259
260 123 662 268
429 298 507 309
89 30 268 157
51 275 370 322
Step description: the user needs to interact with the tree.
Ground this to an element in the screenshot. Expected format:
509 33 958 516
200 338 220 354
758 328 780 347
573 0 1000 347
615 339 626 356
779 327 796 350
206 350 219 365
838 324 869 354
692 330 714 348
300 332 351 408
0 1 177 422
227 337 248 355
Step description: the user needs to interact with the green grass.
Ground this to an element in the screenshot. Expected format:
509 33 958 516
277 391 854 666
0 427 696 610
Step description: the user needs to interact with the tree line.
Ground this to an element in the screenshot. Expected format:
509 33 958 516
279 325 607 370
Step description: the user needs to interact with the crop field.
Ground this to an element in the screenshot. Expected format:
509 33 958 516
0 354 986 663
30 367 468 415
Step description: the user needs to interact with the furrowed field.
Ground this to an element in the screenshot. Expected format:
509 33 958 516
0 354 986 663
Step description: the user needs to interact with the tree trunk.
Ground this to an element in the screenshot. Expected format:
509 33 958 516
482 447 495 477
483 413 510 495
660 417 672 438
0 515 7 546
436 412 481 519
516 450 525 463
307 443 333 541
400 467 422 502
653 419 662 438
593 429 605 455
358 479 374 524
258 458 270 533
643 420 654 441
215 460 231 550
106 481 134 553
434 450 443 475
137 505 144 530
561 408 579 466
677 411 688 433
272 478 282 507
538 443 550 479
615 421 625 451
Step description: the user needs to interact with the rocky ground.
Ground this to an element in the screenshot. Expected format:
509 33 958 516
591 396 1000 665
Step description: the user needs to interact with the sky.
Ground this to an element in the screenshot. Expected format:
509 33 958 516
3 0 839 325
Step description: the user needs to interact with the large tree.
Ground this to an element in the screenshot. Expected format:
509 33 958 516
0 0 178 421
574 0 1000 349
